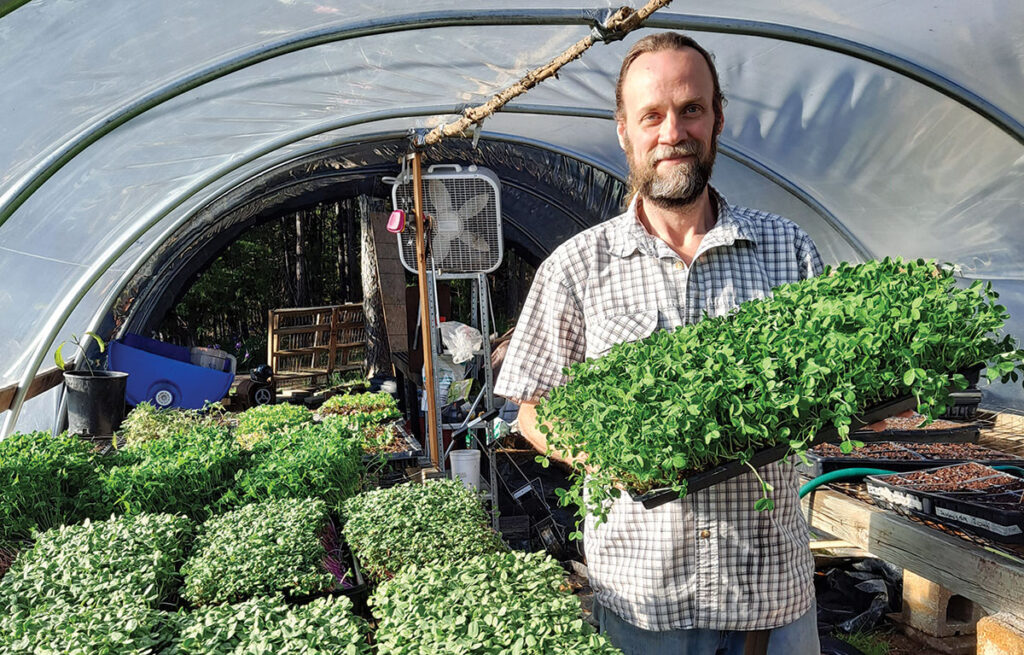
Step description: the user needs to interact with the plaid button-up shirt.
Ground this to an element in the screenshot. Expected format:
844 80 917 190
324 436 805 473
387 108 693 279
494 190 824 631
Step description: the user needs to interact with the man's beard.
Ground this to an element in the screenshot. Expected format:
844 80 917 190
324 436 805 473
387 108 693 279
625 135 717 209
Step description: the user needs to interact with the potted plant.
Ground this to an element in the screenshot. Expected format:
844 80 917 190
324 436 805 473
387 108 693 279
55 331 129 438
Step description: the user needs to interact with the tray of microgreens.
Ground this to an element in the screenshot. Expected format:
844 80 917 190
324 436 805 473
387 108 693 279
181 497 358 607
370 551 621 655
537 258 1024 525
342 479 505 581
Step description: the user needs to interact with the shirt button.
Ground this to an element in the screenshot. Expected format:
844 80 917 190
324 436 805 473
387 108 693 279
699 529 711 539
674 261 685 270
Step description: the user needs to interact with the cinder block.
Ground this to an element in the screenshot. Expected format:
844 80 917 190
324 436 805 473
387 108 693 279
978 613 1024 655
898 570 986 638
894 622 976 655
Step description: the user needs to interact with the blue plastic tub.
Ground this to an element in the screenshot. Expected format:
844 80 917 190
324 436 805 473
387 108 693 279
108 333 235 409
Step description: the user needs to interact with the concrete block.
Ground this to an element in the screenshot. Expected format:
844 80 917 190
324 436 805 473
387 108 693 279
894 622 976 655
978 613 1024 655
898 570 986 638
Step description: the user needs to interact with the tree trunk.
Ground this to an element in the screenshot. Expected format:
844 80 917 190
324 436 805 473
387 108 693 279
335 202 347 302
346 200 359 302
281 217 295 304
359 196 392 377
294 211 309 307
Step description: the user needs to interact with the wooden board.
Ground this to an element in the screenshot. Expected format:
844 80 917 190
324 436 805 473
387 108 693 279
802 488 1024 620
0 366 66 414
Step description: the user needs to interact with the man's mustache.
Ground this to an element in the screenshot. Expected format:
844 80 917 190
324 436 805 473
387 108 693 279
648 141 703 164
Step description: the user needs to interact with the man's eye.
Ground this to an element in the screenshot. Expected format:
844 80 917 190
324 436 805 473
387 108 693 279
684 105 702 114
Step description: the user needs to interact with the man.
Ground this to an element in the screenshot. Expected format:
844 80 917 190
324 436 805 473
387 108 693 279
493 33 823 654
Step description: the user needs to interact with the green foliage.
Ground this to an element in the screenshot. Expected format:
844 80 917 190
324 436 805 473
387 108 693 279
320 391 401 426
538 258 1024 527
181 498 336 607
54 331 106 374
0 431 99 542
342 479 505 580
0 600 183 655
0 513 193 611
371 551 621 655
118 401 224 449
174 595 370 655
224 421 364 514
234 403 313 450
100 424 246 521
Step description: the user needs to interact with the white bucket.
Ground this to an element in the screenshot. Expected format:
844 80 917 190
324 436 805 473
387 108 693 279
449 449 481 492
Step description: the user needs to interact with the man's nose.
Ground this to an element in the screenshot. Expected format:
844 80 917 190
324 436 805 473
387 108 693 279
658 111 684 144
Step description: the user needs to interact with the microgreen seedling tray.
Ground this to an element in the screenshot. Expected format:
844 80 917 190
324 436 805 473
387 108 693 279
361 423 424 464
797 440 1017 476
865 464 1024 543
633 395 918 510
851 423 980 444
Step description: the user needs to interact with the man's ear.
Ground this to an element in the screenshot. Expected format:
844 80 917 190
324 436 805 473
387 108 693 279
616 120 627 151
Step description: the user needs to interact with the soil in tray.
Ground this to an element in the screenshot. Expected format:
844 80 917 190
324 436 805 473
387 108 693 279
858 411 969 433
876 462 1021 492
362 423 413 456
812 442 922 459
811 441 1019 461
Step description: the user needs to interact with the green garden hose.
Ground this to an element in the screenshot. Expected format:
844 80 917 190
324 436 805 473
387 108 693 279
798 468 895 498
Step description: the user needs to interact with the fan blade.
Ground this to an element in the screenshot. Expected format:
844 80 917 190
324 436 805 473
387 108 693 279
459 232 491 253
428 179 452 216
433 234 453 263
456 192 491 221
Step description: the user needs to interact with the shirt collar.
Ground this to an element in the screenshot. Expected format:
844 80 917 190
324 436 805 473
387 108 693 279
607 187 758 259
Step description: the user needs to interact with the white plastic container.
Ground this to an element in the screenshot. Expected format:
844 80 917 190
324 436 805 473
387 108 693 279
189 346 236 374
449 449 481 492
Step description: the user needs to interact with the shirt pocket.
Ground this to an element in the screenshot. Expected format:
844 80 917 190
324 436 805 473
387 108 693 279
585 310 659 359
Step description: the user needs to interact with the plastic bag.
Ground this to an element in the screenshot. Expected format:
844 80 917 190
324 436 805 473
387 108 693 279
815 556 902 634
421 353 465 410
439 321 483 364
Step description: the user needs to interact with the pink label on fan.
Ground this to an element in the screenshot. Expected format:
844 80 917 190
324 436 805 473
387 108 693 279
387 209 406 233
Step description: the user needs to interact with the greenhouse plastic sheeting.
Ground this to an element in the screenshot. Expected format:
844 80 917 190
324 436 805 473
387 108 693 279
1 0 1022 433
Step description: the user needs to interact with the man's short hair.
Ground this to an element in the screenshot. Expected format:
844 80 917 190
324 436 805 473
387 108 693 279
614 32 725 129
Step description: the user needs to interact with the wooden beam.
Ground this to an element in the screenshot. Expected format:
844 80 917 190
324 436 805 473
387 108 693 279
269 323 363 337
802 488 1024 620
0 366 66 414
271 304 361 316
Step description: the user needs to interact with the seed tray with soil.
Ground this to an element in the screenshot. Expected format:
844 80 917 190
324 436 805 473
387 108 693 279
634 395 919 509
798 441 1022 476
866 463 1024 543
852 411 980 443
360 422 424 465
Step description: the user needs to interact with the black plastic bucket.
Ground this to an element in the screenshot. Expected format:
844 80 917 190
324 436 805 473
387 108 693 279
64 370 128 437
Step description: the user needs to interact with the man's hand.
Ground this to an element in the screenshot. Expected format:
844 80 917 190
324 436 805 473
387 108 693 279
517 401 587 469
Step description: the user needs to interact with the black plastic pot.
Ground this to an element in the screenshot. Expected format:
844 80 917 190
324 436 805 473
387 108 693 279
64 370 128 437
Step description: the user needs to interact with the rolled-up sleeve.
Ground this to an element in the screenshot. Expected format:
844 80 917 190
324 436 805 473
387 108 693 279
795 230 824 279
493 258 585 404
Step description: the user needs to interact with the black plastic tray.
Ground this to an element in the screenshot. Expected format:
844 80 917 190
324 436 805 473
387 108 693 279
797 441 1020 477
865 464 1024 544
939 389 984 420
633 395 918 510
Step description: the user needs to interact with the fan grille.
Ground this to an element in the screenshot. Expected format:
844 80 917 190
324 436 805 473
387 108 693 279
393 169 502 276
